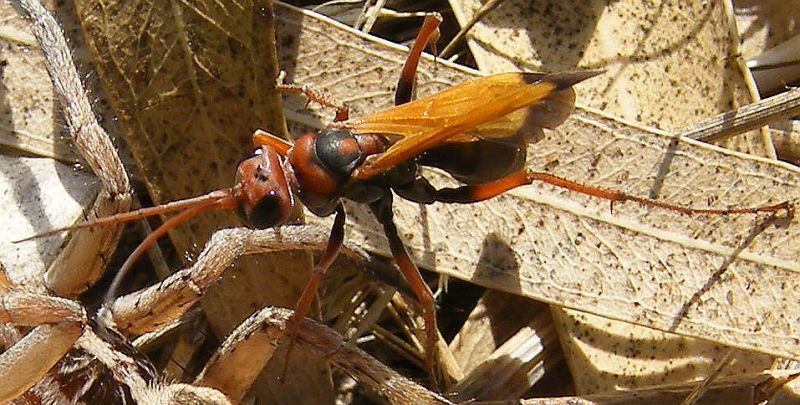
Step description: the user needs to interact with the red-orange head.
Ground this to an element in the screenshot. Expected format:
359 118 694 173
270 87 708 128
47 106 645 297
234 146 294 228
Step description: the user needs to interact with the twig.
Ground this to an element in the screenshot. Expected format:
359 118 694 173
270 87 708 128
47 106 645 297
440 0 506 60
198 307 451 404
109 225 409 335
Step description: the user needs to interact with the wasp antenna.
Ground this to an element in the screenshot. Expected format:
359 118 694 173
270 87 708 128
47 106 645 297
13 189 236 243
104 193 239 307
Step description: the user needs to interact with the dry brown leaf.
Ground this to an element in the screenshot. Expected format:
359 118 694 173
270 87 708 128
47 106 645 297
574 371 795 404
552 309 774 394
442 0 796 393
72 1 332 402
0 155 97 286
275 1 800 380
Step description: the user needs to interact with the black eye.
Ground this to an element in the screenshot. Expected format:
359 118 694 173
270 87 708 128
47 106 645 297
238 194 284 229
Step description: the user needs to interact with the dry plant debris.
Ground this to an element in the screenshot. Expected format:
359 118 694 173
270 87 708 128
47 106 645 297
438 0 800 397
277 0 800 402
1 0 800 403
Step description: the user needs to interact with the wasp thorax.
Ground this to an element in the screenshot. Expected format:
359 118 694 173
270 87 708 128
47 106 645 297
314 129 364 179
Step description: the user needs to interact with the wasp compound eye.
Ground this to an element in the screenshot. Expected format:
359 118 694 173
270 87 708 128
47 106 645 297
237 190 286 229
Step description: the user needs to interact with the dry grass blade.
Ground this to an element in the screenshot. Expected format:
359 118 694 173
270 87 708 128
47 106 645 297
449 306 556 401
677 86 800 143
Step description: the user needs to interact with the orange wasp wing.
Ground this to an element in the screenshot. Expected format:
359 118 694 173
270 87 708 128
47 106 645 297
344 71 601 180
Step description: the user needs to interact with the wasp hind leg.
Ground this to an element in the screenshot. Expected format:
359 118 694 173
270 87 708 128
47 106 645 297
394 13 442 106
395 171 534 204
396 170 791 215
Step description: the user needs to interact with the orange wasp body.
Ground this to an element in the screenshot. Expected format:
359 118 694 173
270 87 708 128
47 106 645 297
245 68 598 353
22 15 787 372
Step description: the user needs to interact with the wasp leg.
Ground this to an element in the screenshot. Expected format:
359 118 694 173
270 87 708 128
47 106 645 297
282 204 346 379
276 81 350 122
368 194 439 382
396 171 531 204
397 170 792 215
252 129 292 155
395 13 442 106
290 204 346 324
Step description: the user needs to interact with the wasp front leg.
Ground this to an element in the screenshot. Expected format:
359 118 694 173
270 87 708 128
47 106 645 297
276 73 350 121
290 204 346 326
